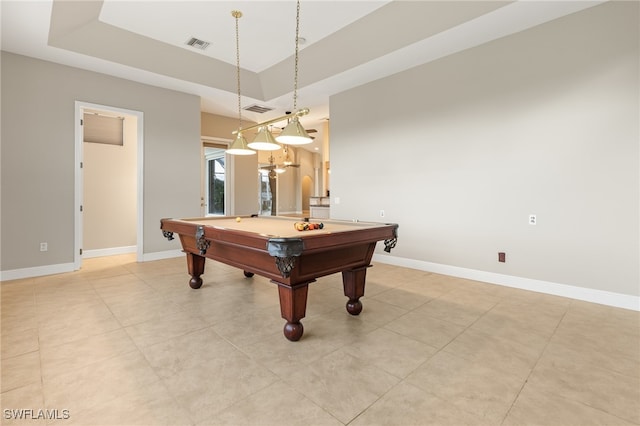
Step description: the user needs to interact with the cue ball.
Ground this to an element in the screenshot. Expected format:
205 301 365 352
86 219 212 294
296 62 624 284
236 217 242 222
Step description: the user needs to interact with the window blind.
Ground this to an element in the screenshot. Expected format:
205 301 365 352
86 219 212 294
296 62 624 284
83 113 124 146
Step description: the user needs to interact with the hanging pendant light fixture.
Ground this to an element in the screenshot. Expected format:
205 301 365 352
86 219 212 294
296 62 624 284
283 146 293 166
276 0 312 146
226 10 256 156
248 126 281 151
228 1 311 150
277 116 311 145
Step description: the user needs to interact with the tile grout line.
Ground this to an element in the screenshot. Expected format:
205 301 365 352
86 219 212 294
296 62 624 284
344 283 498 425
497 303 570 425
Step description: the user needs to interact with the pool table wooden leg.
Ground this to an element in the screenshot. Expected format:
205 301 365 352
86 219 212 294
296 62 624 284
342 266 369 315
186 252 206 289
275 282 311 341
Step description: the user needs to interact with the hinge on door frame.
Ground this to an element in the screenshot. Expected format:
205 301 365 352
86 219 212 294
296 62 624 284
80 119 83 126
80 205 83 212
80 248 83 255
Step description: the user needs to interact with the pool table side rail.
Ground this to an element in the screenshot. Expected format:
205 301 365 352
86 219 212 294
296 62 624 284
160 218 397 253
160 218 398 284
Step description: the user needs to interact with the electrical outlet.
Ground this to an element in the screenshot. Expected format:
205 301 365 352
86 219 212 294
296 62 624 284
40 242 48 252
529 214 537 225
334 197 340 205
498 252 506 262
380 210 385 218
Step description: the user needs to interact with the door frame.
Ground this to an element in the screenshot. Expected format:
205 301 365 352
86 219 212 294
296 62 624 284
201 136 233 216
74 101 144 270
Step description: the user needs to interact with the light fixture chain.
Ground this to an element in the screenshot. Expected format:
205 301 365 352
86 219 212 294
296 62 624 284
292 0 301 111
234 11 242 128
230 3 310 148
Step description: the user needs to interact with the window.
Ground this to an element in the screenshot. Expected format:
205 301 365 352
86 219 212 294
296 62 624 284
205 149 225 215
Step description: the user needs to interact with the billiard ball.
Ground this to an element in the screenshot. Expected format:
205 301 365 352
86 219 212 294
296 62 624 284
236 217 242 222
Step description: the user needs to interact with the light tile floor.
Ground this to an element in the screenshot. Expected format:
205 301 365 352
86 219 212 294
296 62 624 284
1 254 638 425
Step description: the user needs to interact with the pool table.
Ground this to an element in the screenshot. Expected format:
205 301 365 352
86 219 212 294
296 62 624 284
160 215 398 341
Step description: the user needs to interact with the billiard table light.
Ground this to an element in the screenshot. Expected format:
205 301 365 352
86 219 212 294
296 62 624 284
276 117 312 145
248 126 281 151
226 132 255 156
227 1 312 155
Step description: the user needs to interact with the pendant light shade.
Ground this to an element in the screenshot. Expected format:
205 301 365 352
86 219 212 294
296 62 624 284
226 133 255 155
248 126 281 151
275 117 312 145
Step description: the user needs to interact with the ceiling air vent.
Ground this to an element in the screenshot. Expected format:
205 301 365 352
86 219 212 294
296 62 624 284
244 104 274 114
185 37 210 50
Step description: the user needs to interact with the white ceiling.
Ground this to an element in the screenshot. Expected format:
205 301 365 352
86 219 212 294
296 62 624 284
1 0 604 152
100 1 392 73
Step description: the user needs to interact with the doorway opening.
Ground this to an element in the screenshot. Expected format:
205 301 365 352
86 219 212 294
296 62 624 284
204 147 226 216
202 137 232 216
259 170 275 215
74 101 144 270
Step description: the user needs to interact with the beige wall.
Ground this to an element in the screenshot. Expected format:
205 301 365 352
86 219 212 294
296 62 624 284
330 2 639 298
297 148 316 213
1 52 201 271
277 168 297 214
231 154 260 215
83 114 137 251
200 112 239 140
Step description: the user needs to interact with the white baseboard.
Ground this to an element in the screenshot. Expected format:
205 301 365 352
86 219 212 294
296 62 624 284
82 245 136 259
0 263 76 282
141 249 184 262
373 254 640 312
0 249 182 282
4 251 637 313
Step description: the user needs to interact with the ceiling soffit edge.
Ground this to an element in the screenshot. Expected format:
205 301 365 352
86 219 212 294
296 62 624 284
258 1 512 100
47 0 265 100
46 0 507 105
